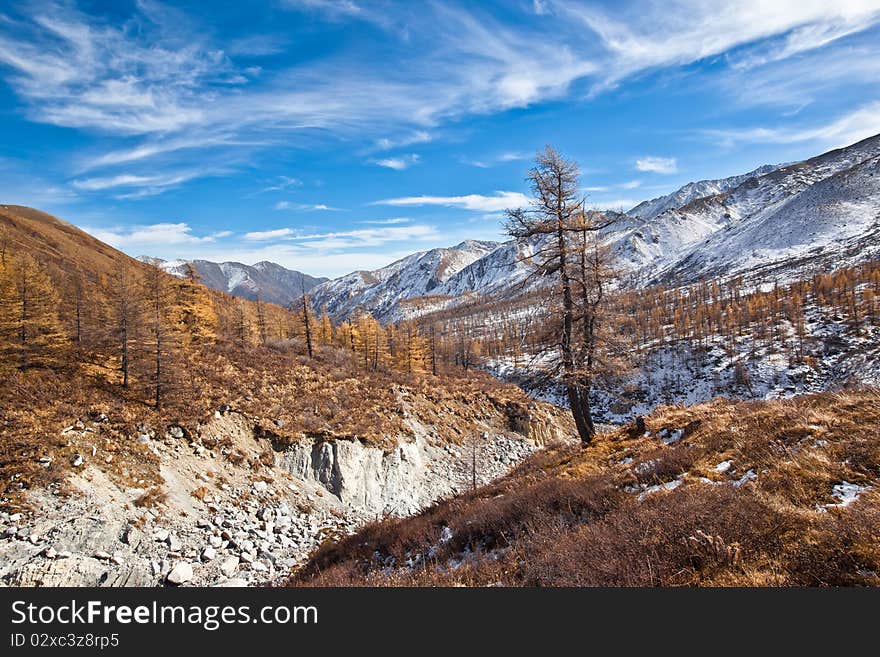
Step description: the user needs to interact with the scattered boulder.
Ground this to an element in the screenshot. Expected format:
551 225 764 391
219 556 239 578
166 562 193 585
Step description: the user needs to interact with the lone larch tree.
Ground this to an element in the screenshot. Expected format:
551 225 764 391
505 146 616 443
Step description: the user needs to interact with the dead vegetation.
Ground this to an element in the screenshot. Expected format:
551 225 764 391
0 205 567 509
289 389 880 587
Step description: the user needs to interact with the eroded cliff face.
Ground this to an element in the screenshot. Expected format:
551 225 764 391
278 399 573 516
0 399 574 587
281 437 432 515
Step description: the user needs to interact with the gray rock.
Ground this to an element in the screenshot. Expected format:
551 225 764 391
166 562 193 585
215 577 248 587
166 534 182 552
219 556 239 578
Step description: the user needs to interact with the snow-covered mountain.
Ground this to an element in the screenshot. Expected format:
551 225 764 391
653 135 880 283
627 164 780 219
309 133 880 322
309 240 498 320
143 134 880 322
140 257 327 307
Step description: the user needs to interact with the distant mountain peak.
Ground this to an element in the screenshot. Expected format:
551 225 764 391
627 163 781 220
309 132 880 323
139 257 327 306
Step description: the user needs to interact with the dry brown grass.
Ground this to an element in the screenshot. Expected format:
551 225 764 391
0 322 561 510
290 389 880 587
133 486 168 508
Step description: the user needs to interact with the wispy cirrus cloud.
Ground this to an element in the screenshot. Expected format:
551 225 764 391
704 101 880 149
244 223 438 247
260 176 303 192
70 167 228 198
373 191 530 212
635 156 678 174
374 131 432 151
464 151 530 168
274 201 342 211
244 228 294 241
554 0 880 90
356 217 411 225
1 0 878 220
84 222 230 248
372 154 421 170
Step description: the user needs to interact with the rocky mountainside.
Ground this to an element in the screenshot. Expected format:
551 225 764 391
131 135 879 323
305 134 880 322
652 136 880 283
0 205 576 587
140 257 327 307
627 163 780 220
289 390 880 587
309 239 498 320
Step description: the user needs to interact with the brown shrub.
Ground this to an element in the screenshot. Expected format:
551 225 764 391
134 486 167 508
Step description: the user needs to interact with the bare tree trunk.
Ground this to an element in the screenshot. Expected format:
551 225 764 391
17 264 28 369
255 297 268 345
300 275 314 358
150 269 162 408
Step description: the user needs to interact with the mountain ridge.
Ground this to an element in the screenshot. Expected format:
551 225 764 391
305 132 880 321
139 256 327 307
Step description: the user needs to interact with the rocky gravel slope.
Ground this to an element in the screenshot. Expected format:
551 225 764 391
0 402 572 587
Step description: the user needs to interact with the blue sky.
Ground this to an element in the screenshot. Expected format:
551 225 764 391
1 0 879 277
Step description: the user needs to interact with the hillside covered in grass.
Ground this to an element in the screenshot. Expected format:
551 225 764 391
290 390 880 586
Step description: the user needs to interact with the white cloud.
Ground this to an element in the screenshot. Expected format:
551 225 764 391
619 180 641 189
85 222 224 248
243 223 438 248
465 151 530 168
281 0 369 21
70 168 221 197
290 224 439 249
77 133 251 172
261 176 303 193
635 156 678 174
1 0 878 206
273 202 341 211
555 0 880 89
356 217 412 225
372 154 421 170
244 228 294 241
373 191 530 212
374 131 432 151
705 101 880 149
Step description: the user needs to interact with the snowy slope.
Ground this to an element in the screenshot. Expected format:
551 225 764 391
310 134 880 322
139 257 327 307
143 134 880 322
627 164 779 219
655 137 880 283
308 240 499 320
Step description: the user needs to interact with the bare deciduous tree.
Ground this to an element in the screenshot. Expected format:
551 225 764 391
505 146 616 443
